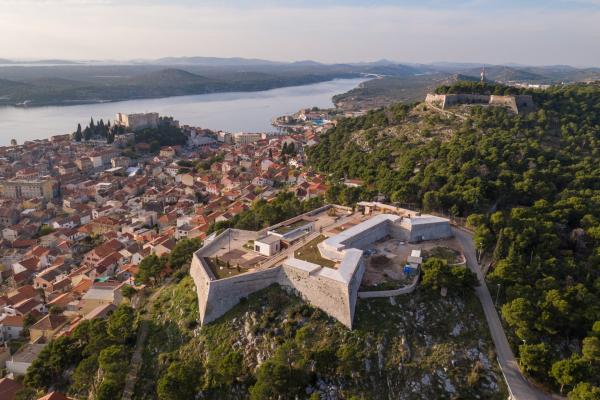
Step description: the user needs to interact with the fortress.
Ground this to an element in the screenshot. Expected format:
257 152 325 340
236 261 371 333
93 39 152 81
425 93 536 114
190 203 453 328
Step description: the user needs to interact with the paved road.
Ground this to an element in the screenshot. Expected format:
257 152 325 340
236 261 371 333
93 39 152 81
452 227 553 400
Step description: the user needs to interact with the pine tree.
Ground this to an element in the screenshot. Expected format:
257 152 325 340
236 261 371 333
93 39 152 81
73 123 83 142
99 119 107 138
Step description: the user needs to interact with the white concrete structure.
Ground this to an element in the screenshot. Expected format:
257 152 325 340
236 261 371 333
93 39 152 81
190 207 453 329
254 235 281 256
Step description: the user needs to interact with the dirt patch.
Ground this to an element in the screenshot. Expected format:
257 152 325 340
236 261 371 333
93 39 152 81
370 254 392 268
360 236 465 289
423 246 462 264
218 249 265 269
362 253 406 287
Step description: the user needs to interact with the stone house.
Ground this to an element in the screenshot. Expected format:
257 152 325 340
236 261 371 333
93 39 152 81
6 344 46 375
29 314 69 343
0 315 24 341
80 281 123 315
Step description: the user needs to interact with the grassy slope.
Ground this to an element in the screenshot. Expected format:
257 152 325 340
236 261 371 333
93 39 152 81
134 275 507 399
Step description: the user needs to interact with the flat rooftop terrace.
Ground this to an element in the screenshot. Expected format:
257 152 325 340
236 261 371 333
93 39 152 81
294 234 338 269
272 218 313 234
323 213 401 252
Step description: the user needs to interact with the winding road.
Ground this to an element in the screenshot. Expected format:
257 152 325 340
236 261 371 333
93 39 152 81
452 227 553 400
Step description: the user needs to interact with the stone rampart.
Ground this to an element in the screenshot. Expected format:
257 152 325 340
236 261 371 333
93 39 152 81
402 219 453 242
346 256 365 321
425 93 535 114
191 253 365 328
444 94 490 107
425 93 447 108
281 262 354 327
191 254 283 324
190 253 215 323
203 267 283 324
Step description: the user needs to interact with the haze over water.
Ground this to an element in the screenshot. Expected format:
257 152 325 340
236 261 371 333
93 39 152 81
0 78 365 146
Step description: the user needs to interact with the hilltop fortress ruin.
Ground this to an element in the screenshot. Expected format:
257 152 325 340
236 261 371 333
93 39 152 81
425 93 536 114
190 203 453 329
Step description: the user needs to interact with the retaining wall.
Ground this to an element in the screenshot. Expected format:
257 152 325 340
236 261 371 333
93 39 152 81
357 273 420 299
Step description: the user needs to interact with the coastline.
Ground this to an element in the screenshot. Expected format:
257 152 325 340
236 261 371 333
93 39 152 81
0 74 361 109
0 77 367 145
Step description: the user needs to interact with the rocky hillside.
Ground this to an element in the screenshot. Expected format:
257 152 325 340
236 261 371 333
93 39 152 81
133 275 506 399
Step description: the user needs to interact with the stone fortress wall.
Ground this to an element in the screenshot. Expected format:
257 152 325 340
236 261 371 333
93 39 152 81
190 233 365 328
191 228 262 324
399 216 454 242
190 206 453 329
425 93 535 114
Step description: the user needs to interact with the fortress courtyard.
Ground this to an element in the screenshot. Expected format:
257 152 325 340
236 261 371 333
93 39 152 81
190 203 459 328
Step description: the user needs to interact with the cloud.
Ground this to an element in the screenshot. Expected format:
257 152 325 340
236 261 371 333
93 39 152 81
0 1 598 66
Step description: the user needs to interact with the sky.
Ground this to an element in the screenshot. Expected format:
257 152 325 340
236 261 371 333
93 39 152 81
1 0 599 66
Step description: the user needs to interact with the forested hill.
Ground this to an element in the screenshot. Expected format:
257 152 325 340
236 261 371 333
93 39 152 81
307 82 600 397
